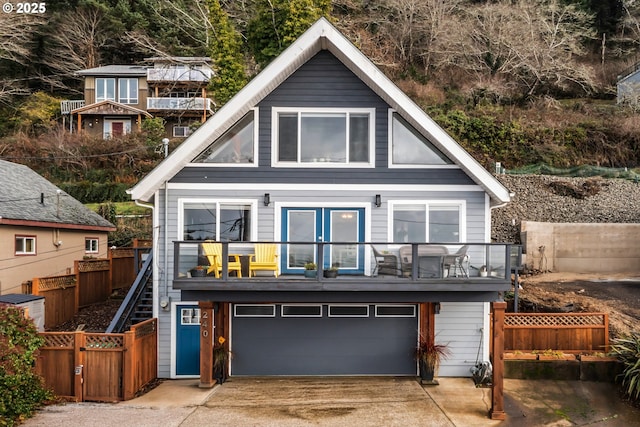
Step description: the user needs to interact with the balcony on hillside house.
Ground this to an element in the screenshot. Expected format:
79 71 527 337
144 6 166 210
173 241 517 295
60 100 86 115
146 97 214 114
147 68 212 84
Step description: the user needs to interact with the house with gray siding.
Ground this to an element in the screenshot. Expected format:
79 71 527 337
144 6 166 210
129 18 512 419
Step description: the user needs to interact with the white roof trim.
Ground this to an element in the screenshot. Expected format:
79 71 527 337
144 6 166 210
128 17 510 206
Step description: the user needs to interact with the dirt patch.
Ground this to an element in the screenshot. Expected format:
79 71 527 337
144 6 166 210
514 272 640 338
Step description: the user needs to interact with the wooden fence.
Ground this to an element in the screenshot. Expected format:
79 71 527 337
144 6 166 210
36 318 157 402
28 246 150 329
504 313 609 354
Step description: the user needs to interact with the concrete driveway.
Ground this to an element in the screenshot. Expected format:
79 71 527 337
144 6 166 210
21 377 640 426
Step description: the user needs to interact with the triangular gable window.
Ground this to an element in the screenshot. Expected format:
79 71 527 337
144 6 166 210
392 113 451 165
193 111 255 164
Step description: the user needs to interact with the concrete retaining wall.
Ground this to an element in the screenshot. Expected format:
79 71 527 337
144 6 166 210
520 221 640 273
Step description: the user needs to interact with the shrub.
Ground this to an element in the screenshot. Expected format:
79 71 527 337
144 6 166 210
610 333 640 403
0 305 52 426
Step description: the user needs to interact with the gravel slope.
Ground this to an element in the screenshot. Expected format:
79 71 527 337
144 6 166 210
491 174 640 243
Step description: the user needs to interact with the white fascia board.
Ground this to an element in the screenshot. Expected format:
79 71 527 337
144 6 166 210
167 182 484 192
130 18 509 206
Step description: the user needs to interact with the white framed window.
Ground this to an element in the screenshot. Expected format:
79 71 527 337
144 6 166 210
193 110 257 165
173 126 191 138
96 78 116 102
85 238 99 254
390 201 465 243
181 308 201 325
328 305 369 317
375 305 416 317
272 107 375 167
281 304 323 317
234 304 276 317
388 111 453 167
15 235 36 255
118 78 138 104
179 199 257 242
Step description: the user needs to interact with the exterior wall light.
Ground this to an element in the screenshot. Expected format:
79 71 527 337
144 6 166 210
375 194 381 207
264 193 270 206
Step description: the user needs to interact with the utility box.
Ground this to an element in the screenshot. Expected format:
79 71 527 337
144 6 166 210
0 294 45 331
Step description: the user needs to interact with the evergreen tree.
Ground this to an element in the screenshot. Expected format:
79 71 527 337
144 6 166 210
208 0 248 106
247 0 332 67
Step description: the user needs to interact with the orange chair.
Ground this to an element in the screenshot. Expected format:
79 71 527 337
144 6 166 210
201 242 242 278
248 244 279 277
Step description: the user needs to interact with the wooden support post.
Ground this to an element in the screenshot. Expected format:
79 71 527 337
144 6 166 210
199 301 215 388
490 301 507 420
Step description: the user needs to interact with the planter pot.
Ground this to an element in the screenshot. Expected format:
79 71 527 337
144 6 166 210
504 352 538 360
190 269 207 277
304 270 317 278
418 360 438 385
323 270 339 278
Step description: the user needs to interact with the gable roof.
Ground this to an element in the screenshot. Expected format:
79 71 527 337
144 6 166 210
71 100 152 117
129 18 510 206
0 160 115 231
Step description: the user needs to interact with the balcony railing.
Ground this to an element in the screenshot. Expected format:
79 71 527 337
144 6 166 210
60 100 85 114
147 68 212 83
147 97 213 112
172 241 516 290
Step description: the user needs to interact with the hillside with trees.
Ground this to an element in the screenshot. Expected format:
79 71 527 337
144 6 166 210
2 0 640 196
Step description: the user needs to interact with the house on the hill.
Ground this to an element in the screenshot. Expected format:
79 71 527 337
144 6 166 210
128 18 512 419
617 63 640 105
0 159 116 295
60 57 214 139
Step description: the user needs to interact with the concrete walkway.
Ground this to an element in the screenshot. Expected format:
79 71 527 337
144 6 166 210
21 377 640 426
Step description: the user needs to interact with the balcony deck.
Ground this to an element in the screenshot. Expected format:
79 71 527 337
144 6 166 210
173 241 516 297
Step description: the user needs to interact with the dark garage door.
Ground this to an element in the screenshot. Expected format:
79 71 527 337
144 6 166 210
231 304 418 376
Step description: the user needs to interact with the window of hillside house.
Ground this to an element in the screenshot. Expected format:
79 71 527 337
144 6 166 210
182 202 253 241
275 109 373 165
96 78 116 102
15 235 36 255
392 203 462 243
391 113 451 165
194 111 255 164
118 78 138 104
85 238 99 254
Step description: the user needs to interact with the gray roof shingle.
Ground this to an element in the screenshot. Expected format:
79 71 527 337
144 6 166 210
0 159 115 230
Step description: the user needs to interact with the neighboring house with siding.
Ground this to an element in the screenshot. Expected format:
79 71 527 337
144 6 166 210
0 159 115 295
129 18 512 418
60 57 214 139
617 62 640 105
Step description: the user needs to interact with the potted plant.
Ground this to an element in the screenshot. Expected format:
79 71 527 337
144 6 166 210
323 266 339 278
213 336 230 384
415 335 451 385
304 262 317 278
190 265 208 277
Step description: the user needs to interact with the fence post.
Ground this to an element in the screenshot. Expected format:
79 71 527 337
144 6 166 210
490 301 506 420
123 330 135 400
32 277 40 296
74 260 80 315
74 331 85 402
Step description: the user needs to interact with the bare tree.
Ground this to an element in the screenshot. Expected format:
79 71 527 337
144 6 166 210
39 5 112 93
0 13 45 102
455 0 597 97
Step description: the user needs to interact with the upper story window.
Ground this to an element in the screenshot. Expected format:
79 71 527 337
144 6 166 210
390 112 452 166
193 111 255 165
118 78 138 104
390 202 465 243
85 238 99 254
273 108 375 167
15 235 36 255
96 78 116 102
180 200 256 242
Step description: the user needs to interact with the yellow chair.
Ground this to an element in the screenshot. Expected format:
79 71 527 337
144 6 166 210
201 242 242 278
249 243 279 277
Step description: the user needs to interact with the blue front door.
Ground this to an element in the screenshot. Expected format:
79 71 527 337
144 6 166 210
281 207 365 274
176 305 201 376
